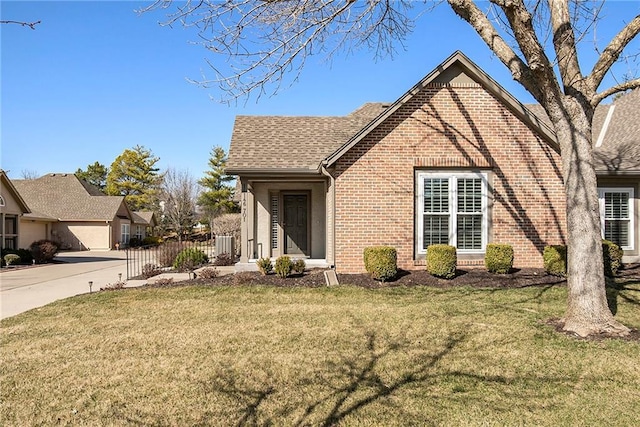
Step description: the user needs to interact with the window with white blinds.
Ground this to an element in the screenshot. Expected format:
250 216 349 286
417 172 488 253
599 188 634 250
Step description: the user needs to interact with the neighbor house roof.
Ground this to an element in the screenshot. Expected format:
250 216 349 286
0 170 31 214
13 173 130 221
227 51 640 176
131 211 156 226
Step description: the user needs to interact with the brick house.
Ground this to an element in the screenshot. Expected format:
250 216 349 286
226 51 640 273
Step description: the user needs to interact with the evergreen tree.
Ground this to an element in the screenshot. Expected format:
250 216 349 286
197 146 236 229
106 145 163 211
75 161 108 190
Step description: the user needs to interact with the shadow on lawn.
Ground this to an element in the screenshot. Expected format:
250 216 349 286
201 330 467 427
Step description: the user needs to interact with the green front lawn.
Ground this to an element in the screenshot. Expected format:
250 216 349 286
1 283 639 426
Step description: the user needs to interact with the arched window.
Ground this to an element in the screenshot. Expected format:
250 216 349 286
0 195 5 207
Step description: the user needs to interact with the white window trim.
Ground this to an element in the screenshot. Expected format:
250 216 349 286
416 172 489 254
598 187 634 251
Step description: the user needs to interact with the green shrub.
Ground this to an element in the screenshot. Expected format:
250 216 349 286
426 244 457 279
3 253 20 266
256 257 273 275
363 246 397 282
292 259 306 275
602 240 623 277
173 248 208 271
29 239 60 264
543 245 567 277
274 256 293 278
142 235 163 246
485 243 514 274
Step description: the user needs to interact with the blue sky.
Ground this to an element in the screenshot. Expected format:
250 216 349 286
1 1 638 180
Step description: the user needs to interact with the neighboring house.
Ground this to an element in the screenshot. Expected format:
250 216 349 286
12 173 138 250
130 211 157 242
0 170 31 250
227 51 640 273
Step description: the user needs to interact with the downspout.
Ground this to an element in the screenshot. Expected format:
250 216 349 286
320 162 336 270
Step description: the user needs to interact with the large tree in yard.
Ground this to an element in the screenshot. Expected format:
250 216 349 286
106 145 163 211
142 1 639 337
197 146 236 235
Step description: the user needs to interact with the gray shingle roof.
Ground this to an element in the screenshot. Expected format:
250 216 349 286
226 103 388 172
13 173 128 221
131 211 156 226
526 89 640 174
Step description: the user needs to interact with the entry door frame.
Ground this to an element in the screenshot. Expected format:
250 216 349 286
281 191 311 257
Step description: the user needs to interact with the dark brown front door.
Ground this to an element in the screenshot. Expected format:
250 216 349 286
283 194 308 255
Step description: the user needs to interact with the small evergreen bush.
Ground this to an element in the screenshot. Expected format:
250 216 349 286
3 253 20 266
543 245 567 277
29 239 59 264
602 240 623 277
485 243 514 274
256 257 273 275
173 248 208 271
363 246 397 282
292 259 306 275
426 244 457 279
274 255 293 278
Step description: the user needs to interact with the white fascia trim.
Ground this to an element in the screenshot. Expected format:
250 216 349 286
595 105 616 148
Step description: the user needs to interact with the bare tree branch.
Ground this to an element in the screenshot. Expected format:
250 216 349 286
588 13 640 96
549 0 582 90
593 77 640 105
0 20 41 30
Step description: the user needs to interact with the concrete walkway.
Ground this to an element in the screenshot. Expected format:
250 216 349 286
0 251 235 320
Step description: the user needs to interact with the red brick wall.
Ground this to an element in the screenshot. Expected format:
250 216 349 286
333 84 567 273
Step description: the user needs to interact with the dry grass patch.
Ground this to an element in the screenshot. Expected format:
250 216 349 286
1 284 639 426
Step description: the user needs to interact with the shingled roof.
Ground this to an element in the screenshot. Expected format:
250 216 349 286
227 51 639 176
13 173 129 221
226 103 388 174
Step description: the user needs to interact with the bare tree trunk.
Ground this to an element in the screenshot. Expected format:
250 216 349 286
553 102 630 337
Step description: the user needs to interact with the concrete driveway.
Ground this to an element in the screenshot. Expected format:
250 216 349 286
0 250 142 320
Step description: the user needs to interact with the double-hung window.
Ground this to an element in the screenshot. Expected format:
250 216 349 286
121 223 131 245
417 172 488 254
598 188 634 250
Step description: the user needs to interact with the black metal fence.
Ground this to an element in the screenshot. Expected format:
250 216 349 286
125 241 216 279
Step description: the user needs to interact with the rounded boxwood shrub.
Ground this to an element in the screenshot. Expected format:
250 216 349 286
173 247 208 271
256 257 273 275
602 239 623 277
363 246 397 282
3 253 20 266
426 244 457 279
292 259 306 275
543 245 567 277
274 255 293 278
485 243 514 274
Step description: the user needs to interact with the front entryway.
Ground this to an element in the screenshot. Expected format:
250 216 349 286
283 194 308 255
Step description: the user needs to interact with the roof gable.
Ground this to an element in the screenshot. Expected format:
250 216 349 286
0 170 31 214
13 173 128 221
324 51 558 167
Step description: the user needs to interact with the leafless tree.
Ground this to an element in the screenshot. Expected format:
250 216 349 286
142 0 639 337
20 169 39 180
161 168 199 242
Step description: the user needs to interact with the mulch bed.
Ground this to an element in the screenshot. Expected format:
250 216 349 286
168 264 640 289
